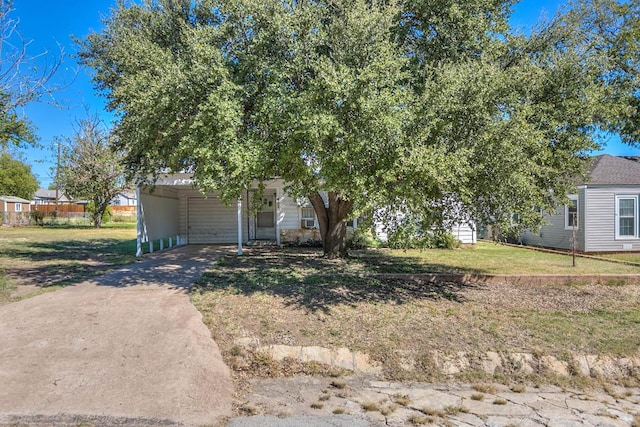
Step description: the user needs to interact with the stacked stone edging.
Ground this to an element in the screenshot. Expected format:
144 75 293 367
235 339 640 381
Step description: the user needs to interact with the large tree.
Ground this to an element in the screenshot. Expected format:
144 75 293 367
79 0 637 257
58 116 128 228
0 0 62 148
0 151 38 199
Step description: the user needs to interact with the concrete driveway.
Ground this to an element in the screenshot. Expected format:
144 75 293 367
0 245 234 426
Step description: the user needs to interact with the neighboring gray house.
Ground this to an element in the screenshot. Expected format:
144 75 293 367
33 189 71 204
521 155 640 252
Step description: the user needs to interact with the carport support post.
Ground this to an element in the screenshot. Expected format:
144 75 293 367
136 187 143 257
237 196 243 256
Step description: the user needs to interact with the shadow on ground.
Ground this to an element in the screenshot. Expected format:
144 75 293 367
194 247 486 312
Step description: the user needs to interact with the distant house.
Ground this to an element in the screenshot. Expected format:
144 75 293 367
111 191 137 206
521 155 640 252
0 196 32 226
33 189 71 205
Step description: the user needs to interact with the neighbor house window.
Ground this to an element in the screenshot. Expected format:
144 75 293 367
616 195 638 239
15 203 22 212
564 196 578 229
301 206 317 229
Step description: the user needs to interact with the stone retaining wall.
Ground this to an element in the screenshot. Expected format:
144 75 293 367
235 339 640 381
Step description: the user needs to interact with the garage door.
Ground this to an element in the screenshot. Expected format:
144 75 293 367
187 197 237 244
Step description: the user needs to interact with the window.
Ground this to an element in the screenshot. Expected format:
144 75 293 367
15 203 22 212
301 207 317 229
564 196 578 229
616 196 638 239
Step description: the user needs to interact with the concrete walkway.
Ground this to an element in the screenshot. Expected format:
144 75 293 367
230 376 640 427
0 245 234 426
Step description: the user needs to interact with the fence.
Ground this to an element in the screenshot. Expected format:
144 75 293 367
1 211 30 226
34 204 85 218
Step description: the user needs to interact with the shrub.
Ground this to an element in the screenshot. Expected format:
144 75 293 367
30 210 44 226
347 228 380 249
86 202 112 225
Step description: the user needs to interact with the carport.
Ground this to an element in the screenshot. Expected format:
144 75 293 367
136 174 285 257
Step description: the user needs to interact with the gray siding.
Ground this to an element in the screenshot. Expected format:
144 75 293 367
521 189 585 251
584 186 640 252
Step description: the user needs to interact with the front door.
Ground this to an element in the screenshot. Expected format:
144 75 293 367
255 195 276 240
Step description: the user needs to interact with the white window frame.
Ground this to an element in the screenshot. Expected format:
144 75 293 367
14 203 22 212
615 195 638 240
300 206 317 229
564 195 579 230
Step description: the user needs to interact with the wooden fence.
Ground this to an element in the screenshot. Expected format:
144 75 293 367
33 204 137 217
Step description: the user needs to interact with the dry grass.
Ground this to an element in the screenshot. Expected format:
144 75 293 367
511 384 526 393
0 224 137 304
393 394 412 406
472 384 498 394
360 401 379 412
191 247 640 384
493 398 508 405
470 393 485 401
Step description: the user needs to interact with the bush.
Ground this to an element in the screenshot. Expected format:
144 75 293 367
386 217 460 250
30 210 44 226
347 228 380 249
86 202 112 225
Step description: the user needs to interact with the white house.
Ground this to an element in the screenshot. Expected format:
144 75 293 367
136 174 476 256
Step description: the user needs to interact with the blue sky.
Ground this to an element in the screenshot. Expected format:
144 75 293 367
9 0 640 188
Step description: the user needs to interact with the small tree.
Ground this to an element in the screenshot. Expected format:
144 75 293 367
0 151 38 199
58 116 128 228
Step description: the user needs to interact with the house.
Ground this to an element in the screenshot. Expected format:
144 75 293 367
136 174 476 256
521 155 640 252
111 191 137 206
1 196 32 226
33 189 71 205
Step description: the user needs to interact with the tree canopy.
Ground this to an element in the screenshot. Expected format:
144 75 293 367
0 151 38 200
79 0 639 256
58 116 129 228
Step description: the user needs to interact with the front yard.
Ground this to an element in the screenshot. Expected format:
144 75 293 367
0 223 137 304
191 244 640 387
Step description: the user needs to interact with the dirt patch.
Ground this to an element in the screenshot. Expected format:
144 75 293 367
191 248 640 389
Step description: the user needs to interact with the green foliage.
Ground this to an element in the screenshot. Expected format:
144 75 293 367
0 152 38 199
386 215 461 250
0 1 62 148
29 210 44 226
78 0 639 252
347 228 380 250
58 116 128 228
86 202 112 225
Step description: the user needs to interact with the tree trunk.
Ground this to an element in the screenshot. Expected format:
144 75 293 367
309 191 353 258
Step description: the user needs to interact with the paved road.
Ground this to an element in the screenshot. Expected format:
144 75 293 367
0 245 234 426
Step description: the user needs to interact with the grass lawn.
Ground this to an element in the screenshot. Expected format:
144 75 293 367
0 223 137 304
364 242 640 275
599 252 640 265
191 244 640 386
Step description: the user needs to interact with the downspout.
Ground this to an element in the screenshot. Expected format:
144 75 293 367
136 186 143 257
275 189 281 246
582 186 588 252
237 195 243 255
